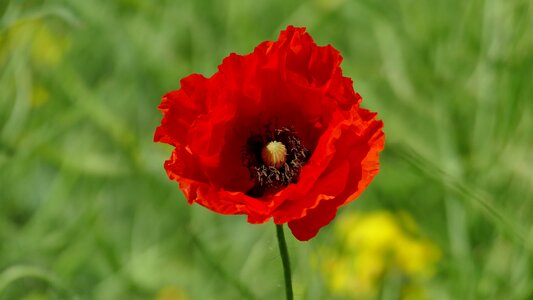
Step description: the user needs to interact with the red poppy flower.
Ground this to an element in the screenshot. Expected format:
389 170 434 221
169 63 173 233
154 26 384 241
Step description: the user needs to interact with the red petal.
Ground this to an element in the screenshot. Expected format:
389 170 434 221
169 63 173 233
154 74 207 146
287 110 384 241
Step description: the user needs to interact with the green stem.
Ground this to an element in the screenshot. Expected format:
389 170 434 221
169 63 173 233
275 224 293 300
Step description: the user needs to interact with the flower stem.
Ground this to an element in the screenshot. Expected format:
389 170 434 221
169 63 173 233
275 224 293 300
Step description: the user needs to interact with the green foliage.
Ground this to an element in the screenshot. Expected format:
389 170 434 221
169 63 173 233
1 0 532 299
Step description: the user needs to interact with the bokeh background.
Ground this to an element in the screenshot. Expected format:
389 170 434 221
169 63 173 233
1 0 532 299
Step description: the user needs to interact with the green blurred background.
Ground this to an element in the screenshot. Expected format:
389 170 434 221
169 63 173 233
1 0 532 299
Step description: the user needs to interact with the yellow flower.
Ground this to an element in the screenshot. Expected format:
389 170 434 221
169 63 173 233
338 211 403 252
155 286 188 300
30 24 70 66
395 236 441 277
1 20 70 67
31 85 50 107
319 210 441 299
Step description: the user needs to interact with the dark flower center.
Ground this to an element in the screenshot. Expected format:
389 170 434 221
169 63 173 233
242 126 310 198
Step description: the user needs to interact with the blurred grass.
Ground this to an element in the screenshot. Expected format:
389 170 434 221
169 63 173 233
1 0 532 299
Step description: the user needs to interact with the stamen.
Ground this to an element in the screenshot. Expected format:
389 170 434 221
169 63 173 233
262 141 287 169
242 126 310 197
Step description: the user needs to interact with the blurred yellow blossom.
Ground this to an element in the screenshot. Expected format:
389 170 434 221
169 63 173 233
30 24 70 66
1 20 70 67
318 211 441 299
31 84 50 107
155 286 188 300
